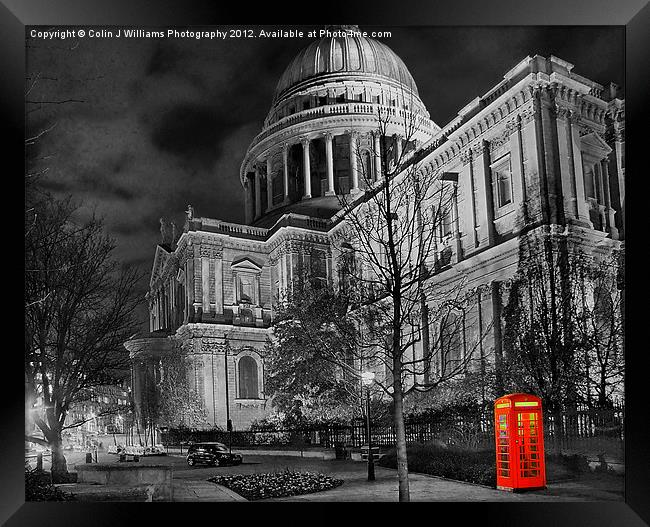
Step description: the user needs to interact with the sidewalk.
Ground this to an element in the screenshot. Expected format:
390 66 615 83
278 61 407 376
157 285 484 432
259 466 585 502
172 480 247 502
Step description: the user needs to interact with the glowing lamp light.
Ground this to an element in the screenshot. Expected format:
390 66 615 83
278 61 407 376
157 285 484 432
361 371 375 387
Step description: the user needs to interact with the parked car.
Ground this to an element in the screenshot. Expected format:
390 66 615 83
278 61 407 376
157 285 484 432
186 442 242 467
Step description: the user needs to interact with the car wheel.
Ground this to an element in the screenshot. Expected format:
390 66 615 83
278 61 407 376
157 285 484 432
187 457 195 466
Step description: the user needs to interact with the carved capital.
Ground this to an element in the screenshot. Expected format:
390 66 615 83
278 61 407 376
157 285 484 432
199 243 223 259
460 149 473 165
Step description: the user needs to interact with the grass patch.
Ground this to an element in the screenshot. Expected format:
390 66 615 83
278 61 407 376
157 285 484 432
378 443 497 486
208 470 344 500
376 443 595 488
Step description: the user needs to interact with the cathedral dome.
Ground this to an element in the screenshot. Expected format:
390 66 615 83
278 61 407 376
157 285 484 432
272 26 420 104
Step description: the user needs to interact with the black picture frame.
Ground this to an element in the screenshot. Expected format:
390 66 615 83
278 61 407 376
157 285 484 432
7 1 649 524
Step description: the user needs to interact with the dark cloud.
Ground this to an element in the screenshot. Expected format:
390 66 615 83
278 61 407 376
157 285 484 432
149 103 236 167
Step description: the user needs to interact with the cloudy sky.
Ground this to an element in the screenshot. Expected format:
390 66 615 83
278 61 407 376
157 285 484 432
26 25 624 323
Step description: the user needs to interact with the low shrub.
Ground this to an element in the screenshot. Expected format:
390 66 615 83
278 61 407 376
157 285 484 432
377 443 497 487
378 444 595 487
208 470 344 500
25 469 76 501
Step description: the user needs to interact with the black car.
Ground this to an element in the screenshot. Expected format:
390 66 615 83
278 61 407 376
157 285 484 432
186 442 242 467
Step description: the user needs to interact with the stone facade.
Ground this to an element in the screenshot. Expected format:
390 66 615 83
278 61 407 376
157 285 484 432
125 32 624 430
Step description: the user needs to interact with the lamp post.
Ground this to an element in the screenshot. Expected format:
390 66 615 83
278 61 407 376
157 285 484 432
224 335 232 455
361 371 376 482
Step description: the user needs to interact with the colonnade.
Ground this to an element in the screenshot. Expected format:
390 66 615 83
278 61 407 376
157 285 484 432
246 130 395 222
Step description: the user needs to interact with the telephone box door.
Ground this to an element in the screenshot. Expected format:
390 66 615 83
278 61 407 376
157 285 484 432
495 409 514 490
513 406 545 489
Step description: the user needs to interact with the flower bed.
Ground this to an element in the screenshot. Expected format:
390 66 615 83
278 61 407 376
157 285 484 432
208 470 343 500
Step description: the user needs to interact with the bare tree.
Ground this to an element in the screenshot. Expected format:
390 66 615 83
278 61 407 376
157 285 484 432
24 196 143 480
502 231 624 444
574 252 624 408
274 99 492 501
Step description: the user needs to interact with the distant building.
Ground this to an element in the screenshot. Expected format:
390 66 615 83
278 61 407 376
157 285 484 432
125 27 624 429
62 385 130 449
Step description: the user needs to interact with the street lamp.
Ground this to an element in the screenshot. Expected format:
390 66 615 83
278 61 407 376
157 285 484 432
361 371 376 482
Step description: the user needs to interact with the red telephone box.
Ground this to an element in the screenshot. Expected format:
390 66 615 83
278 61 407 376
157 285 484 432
494 393 546 491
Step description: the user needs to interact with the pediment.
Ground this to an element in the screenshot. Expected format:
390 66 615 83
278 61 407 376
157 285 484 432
231 257 263 272
580 132 612 165
150 244 171 286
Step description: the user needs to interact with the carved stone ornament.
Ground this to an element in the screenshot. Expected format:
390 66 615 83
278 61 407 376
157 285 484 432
200 340 224 354
199 244 223 259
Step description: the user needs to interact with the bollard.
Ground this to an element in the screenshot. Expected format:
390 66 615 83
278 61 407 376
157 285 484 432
85 452 93 464
36 452 43 471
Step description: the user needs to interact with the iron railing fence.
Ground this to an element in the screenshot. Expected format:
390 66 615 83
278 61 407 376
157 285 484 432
161 404 624 452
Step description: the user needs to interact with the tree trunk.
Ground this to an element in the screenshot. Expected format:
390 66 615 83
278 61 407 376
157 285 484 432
48 434 68 482
552 406 564 455
392 373 410 502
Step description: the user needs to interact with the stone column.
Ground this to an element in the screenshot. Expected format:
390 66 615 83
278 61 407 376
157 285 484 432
254 165 262 219
474 141 496 247
282 144 290 203
564 113 579 218
301 138 312 199
201 256 210 316
349 131 360 193
510 116 528 228
266 156 273 212
601 158 618 238
214 257 223 316
373 131 382 179
325 133 335 196
595 161 607 231
569 117 592 227
465 155 479 250
395 134 403 165
244 178 253 224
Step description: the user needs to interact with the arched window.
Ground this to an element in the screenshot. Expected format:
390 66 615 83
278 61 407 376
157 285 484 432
238 356 259 399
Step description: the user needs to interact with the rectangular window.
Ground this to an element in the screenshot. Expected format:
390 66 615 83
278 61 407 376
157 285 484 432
583 164 596 199
442 207 453 236
492 156 513 208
